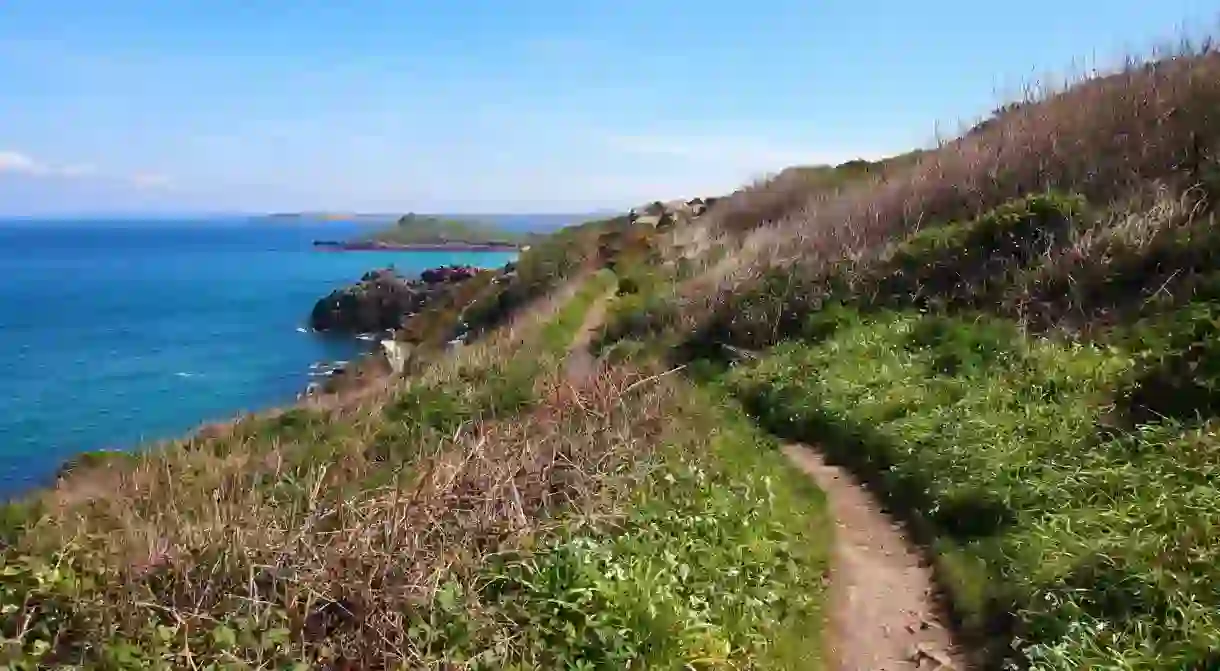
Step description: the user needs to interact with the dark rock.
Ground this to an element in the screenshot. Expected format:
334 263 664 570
310 269 420 333
419 265 479 284
361 267 398 282
309 265 484 334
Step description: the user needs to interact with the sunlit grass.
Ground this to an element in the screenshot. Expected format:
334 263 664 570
729 311 1220 669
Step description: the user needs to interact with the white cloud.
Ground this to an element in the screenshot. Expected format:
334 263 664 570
0 150 47 175
0 149 168 188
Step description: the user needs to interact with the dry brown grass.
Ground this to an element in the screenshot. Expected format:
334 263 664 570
3 281 619 667
413 281 579 388
675 42 1220 323
13 305 679 668
5 236 836 668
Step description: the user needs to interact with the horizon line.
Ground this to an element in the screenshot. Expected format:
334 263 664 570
0 209 625 221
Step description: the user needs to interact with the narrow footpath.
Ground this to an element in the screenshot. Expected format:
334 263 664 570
563 290 610 383
783 444 968 671
561 284 966 669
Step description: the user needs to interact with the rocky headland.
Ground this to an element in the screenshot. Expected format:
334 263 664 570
301 197 718 399
303 262 513 397
308 265 484 334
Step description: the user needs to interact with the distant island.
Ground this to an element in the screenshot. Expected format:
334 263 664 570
313 213 532 251
262 212 400 222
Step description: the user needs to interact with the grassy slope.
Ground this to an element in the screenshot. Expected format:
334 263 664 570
361 213 528 246
0 265 829 668
395 213 656 350
586 42 1220 670
8 31 1217 671
728 313 1217 668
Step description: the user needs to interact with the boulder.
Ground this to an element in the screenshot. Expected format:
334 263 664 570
628 195 716 227
419 265 479 284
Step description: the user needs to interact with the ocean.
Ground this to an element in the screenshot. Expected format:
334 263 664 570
0 218 520 496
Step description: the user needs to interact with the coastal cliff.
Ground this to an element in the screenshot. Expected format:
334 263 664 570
308 265 484 333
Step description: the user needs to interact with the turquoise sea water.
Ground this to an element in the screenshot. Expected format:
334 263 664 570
0 218 516 495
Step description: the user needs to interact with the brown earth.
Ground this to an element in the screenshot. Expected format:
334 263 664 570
783 443 968 671
563 291 610 383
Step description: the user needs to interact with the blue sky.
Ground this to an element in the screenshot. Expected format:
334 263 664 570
0 1 1214 215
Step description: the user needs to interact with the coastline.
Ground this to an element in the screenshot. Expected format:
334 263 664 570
300 260 513 399
0 223 517 497
312 240 523 252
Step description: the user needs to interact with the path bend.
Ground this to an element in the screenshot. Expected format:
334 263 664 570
783 443 968 671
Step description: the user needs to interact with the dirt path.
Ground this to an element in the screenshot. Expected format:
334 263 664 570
563 291 610 383
782 444 967 671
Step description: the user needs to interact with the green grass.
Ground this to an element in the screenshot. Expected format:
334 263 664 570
0 271 830 670
405 214 654 351
536 269 616 353
411 382 831 669
727 310 1220 669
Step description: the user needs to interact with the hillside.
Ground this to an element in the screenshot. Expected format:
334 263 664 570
5 36 1220 671
0 210 831 669
592 42 1220 670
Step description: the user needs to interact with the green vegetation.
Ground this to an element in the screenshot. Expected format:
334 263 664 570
580 41 1220 670
398 213 664 353
687 185 1220 668
9 29 1220 671
361 213 528 247
727 314 1208 668
0 268 829 669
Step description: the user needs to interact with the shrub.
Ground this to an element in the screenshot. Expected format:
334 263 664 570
595 292 680 352
689 268 835 352
1119 302 1220 424
999 190 1220 333
54 449 138 479
905 314 1022 376
686 194 1085 353
868 192 1086 310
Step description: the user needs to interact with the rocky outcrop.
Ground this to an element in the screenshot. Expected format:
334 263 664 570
419 265 479 284
309 265 482 333
628 196 719 228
